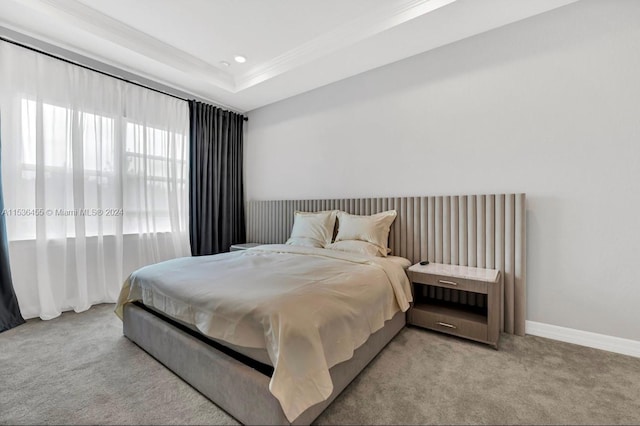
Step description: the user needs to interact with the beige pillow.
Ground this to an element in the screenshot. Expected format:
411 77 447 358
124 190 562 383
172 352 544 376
335 210 397 257
285 210 337 248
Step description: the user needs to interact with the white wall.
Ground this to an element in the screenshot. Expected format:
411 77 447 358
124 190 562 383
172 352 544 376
246 1 640 341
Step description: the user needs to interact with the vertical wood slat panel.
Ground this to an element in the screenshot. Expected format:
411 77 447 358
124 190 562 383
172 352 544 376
250 202 254 242
504 194 516 335
279 200 284 243
263 201 267 243
443 196 450 265
261 201 266 243
387 199 394 256
428 197 435 263
248 202 253 242
397 197 403 254
251 201 255 242
247 202 253 242
451 196 459 265
450 196 460 304
393 198 400 259
459 195 468 304
396 197 409 257
273 200 279 243
413 197 420 265
486 195 495 270
255 199 260 243
406 197 414 262
459 196 467 267
252 201 257 242
245 193 526 336
496 194 506 333
420 197 428 262
275 201 281 243
515 194 526 336
256 201 261 241
477 195 485 268
274 200 280 243
435 196 443 263
282 200 287 242
468 195 477 268
247 202 252 242
244 202 251 243
274 200 278 242
459 196 468 305
273 200 278 243
286 201 292 241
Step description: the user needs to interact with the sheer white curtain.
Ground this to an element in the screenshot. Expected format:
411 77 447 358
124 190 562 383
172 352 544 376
0 41 191 320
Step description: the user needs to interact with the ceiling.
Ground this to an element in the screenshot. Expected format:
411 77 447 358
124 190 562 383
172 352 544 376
0 0 578 112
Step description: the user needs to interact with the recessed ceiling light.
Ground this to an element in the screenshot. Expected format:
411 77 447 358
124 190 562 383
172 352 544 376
234 55 247 64
220 61 230 67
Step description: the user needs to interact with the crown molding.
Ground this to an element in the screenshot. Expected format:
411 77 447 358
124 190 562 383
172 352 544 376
235 0 456 91
8 0 456 94
1 0 576 110
13 0 235 91
0 24 246 113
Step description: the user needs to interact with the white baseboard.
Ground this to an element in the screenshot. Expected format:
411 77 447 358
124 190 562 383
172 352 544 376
525 321 640 358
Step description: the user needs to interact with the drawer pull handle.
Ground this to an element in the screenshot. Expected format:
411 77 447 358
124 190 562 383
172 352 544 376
438 279 458 286
437 322 457 329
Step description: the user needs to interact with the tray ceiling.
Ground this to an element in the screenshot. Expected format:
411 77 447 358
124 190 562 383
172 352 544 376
0 0 578 112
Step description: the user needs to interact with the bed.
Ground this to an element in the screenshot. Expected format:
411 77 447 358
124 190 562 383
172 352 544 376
117 194 527 425
116 244 413 424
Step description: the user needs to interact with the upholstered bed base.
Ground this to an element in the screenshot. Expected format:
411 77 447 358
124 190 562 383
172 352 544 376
123 303 406 425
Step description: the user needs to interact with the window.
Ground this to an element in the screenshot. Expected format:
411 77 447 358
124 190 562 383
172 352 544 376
123 122 187 234
10 99 187 240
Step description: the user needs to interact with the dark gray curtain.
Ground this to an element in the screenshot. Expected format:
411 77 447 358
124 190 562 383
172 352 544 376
0 115 25 332
189 101 246 256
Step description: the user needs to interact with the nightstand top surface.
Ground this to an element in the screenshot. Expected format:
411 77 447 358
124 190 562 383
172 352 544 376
408 262 500 283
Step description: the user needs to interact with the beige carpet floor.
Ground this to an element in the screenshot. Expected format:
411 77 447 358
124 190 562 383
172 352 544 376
1 304 639 425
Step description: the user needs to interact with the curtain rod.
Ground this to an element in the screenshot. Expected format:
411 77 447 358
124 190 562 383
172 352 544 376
0 35 248 121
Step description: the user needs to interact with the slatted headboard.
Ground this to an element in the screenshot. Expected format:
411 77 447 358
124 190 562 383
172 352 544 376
246 194 526 336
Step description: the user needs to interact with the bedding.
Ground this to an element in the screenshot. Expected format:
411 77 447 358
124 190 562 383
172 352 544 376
285 210 337 248
326 239 384 257
335 210 397 256
115 244 412 422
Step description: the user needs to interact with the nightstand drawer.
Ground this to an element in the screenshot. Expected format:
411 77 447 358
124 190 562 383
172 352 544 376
410 304 488 342
409 271 488 294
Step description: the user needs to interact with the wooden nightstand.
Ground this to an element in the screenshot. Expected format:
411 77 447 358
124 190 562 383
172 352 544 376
408 263 501 349
230 243 262 251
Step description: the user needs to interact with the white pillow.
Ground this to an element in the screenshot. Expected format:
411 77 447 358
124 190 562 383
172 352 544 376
285 210 337 248
326 240 381 257
335 210 397 257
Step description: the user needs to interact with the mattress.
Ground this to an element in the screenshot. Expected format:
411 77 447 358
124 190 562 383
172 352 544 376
143 253 412 368
116 244 412 422
144 303 274 366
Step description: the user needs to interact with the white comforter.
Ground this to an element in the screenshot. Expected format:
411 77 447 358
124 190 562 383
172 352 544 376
115 244 412 422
